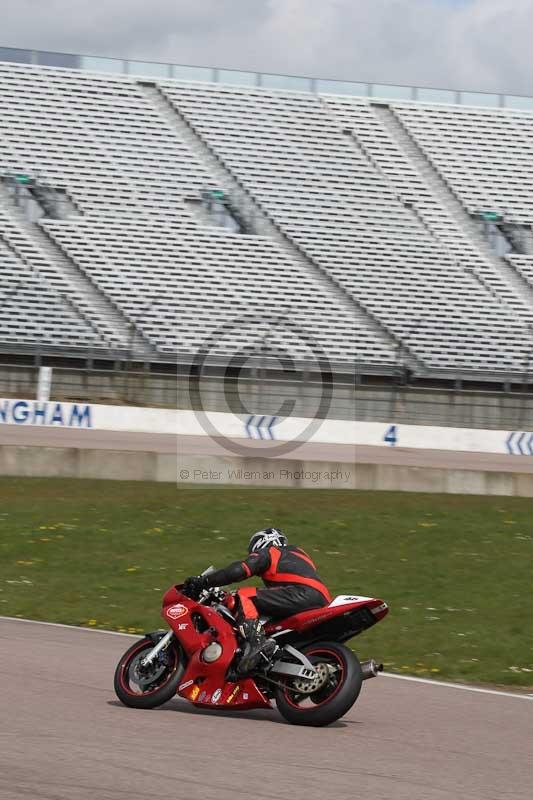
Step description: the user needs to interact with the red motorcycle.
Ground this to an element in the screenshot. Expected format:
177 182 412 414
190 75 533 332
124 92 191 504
114 570 389 726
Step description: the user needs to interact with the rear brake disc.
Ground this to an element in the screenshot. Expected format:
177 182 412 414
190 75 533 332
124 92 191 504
291 662 330 694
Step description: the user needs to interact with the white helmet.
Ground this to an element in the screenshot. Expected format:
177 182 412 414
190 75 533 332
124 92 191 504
248 528 288 554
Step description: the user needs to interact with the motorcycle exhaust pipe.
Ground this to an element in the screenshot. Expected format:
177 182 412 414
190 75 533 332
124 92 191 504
360 659 383 680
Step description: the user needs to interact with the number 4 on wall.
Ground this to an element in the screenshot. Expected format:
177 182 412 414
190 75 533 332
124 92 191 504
383 424 398 446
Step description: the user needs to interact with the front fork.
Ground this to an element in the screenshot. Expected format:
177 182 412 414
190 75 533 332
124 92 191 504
140 630 174 668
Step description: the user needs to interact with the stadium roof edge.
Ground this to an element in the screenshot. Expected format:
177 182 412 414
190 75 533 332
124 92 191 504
2 45 533 112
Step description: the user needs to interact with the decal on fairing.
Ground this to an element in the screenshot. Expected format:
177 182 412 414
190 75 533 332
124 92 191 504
179 679 194 691
166 603 188 620
211 688 222 704
226 686 240 704
190 686 200 701
328 595 374 607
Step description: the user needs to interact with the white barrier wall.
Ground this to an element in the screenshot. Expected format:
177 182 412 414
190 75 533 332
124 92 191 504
0 398 532 455
354 422 533 456
0 398 356 445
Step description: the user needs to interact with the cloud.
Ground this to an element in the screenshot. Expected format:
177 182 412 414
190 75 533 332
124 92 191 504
1 0 533 95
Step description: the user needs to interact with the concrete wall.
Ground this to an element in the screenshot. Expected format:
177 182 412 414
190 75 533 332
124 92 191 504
0 446 355 490
355 462 533 497
2 445 533 496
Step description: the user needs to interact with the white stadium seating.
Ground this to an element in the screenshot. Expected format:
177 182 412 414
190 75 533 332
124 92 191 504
42 214 370 362
1 59 533 375
0 236 102 348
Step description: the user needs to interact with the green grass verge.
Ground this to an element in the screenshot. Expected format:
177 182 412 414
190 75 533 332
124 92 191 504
0 477 531 688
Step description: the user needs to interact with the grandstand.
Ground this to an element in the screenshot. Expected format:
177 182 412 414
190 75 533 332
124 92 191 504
1 48 533 402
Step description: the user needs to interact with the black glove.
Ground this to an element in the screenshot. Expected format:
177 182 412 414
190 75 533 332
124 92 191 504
182 575 208 599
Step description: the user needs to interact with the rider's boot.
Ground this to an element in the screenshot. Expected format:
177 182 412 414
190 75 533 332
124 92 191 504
236 619 277 674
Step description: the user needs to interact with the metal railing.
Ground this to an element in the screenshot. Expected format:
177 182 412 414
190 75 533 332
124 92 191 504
0 362 357 421
2 45 533 112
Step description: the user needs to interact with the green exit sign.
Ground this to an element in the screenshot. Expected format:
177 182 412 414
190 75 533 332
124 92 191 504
14 174 31 184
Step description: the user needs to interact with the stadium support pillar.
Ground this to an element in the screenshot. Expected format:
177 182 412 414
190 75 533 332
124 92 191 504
37 366 52 401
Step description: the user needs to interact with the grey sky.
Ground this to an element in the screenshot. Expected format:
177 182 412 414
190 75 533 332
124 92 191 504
1 0 533 94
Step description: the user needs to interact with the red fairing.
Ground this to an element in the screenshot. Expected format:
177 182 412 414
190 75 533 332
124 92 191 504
162 585 182 607
179 674 269 709
161 586 271 710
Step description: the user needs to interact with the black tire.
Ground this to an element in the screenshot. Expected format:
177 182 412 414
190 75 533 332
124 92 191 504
114 636 185 709
275 641 363 727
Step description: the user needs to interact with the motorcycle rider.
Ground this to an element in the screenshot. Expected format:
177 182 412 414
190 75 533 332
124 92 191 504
182 528 331 673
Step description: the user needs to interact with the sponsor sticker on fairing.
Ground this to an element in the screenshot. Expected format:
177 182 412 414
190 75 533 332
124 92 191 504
211 688 222 704
190 686 200 701
166 603 188 620
226 685 240 704
179 679 194 692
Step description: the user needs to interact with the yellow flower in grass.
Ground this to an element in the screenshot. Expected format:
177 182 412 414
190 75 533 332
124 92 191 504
87 619 97 626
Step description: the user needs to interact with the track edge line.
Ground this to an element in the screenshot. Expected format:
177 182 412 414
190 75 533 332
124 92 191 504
381 671 533 700
0 615 139 637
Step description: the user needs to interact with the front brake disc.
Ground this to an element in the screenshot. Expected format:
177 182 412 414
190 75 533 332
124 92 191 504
131 652 167 691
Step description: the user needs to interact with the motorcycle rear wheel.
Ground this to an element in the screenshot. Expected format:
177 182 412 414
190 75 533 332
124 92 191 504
275 641 363 727
114 636 184 709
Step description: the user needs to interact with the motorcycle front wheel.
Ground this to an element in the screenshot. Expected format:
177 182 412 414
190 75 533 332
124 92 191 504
275 641 363 727
114 636 185 709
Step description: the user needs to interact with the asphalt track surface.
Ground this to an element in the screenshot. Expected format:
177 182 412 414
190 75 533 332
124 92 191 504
1 618 531 800
3 426 533 471
0 426 356 464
